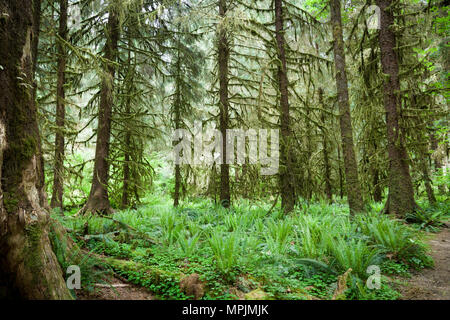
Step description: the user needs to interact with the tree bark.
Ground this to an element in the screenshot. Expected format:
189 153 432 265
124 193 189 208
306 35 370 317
376 0 418 217
330 0 364 215
275 0 295 213
50 0 68 212
218 0 230 208
0 0 72 299
82 8 120 214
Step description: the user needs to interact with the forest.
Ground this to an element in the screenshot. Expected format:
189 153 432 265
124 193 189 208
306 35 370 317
0 0 448 302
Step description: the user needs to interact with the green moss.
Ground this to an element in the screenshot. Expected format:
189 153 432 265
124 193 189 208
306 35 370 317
8 135 37 163
23 223 44 271
2 134 37 213
3 192 19 212
22 223 51 297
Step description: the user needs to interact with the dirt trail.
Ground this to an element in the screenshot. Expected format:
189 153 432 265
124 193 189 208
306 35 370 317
399 227 450 300
76 275 155 300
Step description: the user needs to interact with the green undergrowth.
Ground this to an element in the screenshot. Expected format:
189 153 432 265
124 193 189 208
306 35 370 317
53 195 448 300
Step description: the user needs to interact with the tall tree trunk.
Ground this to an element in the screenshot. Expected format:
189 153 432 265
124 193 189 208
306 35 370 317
370 140 383 202
82 8 120 214
430 132 445 194
337 144 344 199
121 127 131 209
50 0 68 212
376 0 418 217
0 0 72 299
422 161 436 204
318 88 333 202
173 35 182 207
121 45 133 209
275 0 295 213
30 0 49 211
419 151 436 204
174 163 181 207
305 105 313 201
330 0 364 215
218 0 230 208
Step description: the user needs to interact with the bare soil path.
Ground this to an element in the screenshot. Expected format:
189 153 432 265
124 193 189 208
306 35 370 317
76 274 155 300
399 227 450 300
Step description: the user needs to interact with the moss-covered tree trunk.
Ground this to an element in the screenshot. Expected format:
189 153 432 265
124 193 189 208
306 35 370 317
82 7 120 214
376 0 418 217
275 0 295 213
0 0 72 299
419 151 436 204
173 26 182 208
121 45 133 209
337 143 344 199
50 0 68 212
173 95 181 207
369 140 383 202
218 0 230 208
31 0 49 212
330 0 364 215
430 132 445 194
372 168 383 202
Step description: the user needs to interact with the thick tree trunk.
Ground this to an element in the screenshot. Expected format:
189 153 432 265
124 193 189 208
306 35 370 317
377 0 418 217
330 0 364 215
82 9 120 214
0 0 72 299
275 0 295 213
50 0 68 212
218 0 230 208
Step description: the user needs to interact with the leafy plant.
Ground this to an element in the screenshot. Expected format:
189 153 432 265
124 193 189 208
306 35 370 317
324 235 382 279
177 231 201 257
208 232 240 278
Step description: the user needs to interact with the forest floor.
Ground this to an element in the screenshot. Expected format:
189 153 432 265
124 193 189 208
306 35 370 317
398 225 450 300
75 224 450 300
